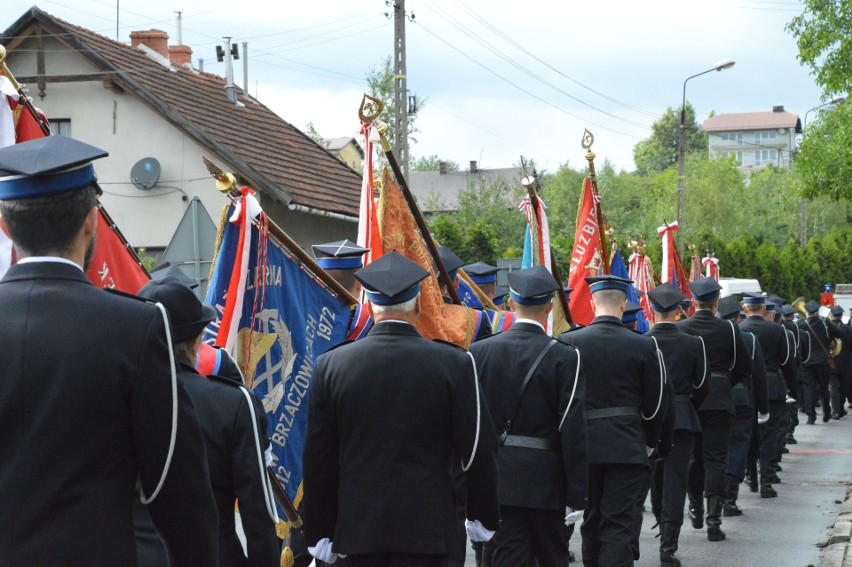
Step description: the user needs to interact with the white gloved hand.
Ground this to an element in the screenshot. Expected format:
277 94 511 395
308 538 341 564
465 519 495 542
757 412 770 425
646 445 655 457
785 395 797 404
264 445 274 467
565 506 584 525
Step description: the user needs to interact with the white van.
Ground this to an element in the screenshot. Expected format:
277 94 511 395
719 277 762 299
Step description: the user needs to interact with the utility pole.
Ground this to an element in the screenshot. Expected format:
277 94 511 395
393 0 410 182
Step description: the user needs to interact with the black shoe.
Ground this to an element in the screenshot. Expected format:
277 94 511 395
774 462 782 472
723 502 743 517
832 413 842 420
807 417 816 425
688 502 704 530
660 523 683 566
706 497 726 541
787 435 798 444
760 483 778 498
781 446 789 454
767 472 781 484
823 414 831 423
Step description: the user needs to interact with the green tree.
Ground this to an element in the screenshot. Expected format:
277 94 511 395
303 122 328 148
786 0 852 97
430 213 465 254
364 56 421 149
632 104 708 175
411 155 459 172
794 103 852 201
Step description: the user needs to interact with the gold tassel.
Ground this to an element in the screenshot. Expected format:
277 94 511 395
280 546 294 567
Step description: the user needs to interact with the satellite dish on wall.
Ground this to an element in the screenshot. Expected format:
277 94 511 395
131 157 161 190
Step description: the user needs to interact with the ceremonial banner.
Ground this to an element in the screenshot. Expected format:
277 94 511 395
628 246 655 326
457 269 516 335
357 121 383 267
703 253 720 281
378 169 477 347
84 209 150 292
689 247 703 283
611 244 649 332
567 178 606 327
657 221 693 305
204 197 351 513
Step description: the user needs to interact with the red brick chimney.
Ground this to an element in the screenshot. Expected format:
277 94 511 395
168 45 193 66
130 30 169 59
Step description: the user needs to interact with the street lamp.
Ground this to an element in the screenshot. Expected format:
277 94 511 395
676 58 736 256
799 95 846 245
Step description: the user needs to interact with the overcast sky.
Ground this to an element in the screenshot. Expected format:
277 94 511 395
2 0 825 173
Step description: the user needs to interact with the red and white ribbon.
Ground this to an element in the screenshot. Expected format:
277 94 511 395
657 221 679 284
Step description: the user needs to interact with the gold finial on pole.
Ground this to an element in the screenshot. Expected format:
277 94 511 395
203 156 238 195
358 94 384 122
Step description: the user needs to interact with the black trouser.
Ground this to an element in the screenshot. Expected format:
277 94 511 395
726 406 753 481
688 410 733 502
802 364 830 420
350 554 448 567
829 371 850 416
489 506 567 567
759 400 788 464
661 430 695 524
582 463 648 567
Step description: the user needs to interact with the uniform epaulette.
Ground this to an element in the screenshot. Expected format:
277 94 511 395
432 338 468 351
207 373 243 388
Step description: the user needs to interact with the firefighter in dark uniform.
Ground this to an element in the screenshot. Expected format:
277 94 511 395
798 300 843 423
676 277 751 542
0 137 217 565
780 304 804 444
559 275 666 567
136 278 280 567
645 283 708 567
313 240 372 342
740 294 795 499
716 297 769 511
828 305 851 419
471 266 587 567
302 252 500 567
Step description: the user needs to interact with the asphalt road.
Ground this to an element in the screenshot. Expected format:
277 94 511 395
462 412 852 567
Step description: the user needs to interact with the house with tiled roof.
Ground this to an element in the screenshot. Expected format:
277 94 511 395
409 160 523 214
1 7 360 259
702 106 802 171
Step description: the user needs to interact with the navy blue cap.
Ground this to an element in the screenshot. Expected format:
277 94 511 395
312 239 369 270
435 246 465 280
355 251 428 306
150 262 198 289
781 305 796 317
464 262 499 284
742 292 766 305
508 265 558 306
0 136 108 200
765 301 777 312
647 283 687 312
585 274 632 294
493 285 508 306
717 296 742 320
138 277 217 343
830 305 844 317
689 277 722 302
804 300 821 314
622 301 643 323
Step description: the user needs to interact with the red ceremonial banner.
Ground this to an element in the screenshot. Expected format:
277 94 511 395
85 210 149 293
567 178 605 326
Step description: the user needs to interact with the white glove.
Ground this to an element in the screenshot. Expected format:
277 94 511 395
465 519 495 543
785 395 797 404
757 412 770 425
646 445 655 457
565 506 584 525
264 445 274 467
308 538 345 564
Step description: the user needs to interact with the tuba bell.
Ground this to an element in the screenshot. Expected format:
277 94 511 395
792 297 808 319
831 337 843 357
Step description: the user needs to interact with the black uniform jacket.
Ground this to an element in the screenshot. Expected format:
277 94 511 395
799 316 843 367
560 315 666 466
676 309 751 415
739 331 769 413
740 315 796 401
781 319 803 366
646 322 707 432
303 320 500 555
470 321 588 511
0 262 218 566
832 322 852 373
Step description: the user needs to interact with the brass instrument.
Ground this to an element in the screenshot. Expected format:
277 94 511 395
792 297 807 319
830 337 843 357
793 297 842 357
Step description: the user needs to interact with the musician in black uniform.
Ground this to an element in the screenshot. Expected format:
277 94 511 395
303 252 500 567
716 297 769 509
646 283 707 567
828 305 851 419
780 305 804 444
560 275 666 567
0 137 218 565
798 300 843 423
676 277 751 542
136 278 280 567
740 294 795 499
471 266 587 567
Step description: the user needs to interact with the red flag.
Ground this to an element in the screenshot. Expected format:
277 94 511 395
567 178 606 326
628 246 656 326
84 210 149 293
702 253 720 281
357 121 383 266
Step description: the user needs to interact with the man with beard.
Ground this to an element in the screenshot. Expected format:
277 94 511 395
0 136 217 564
